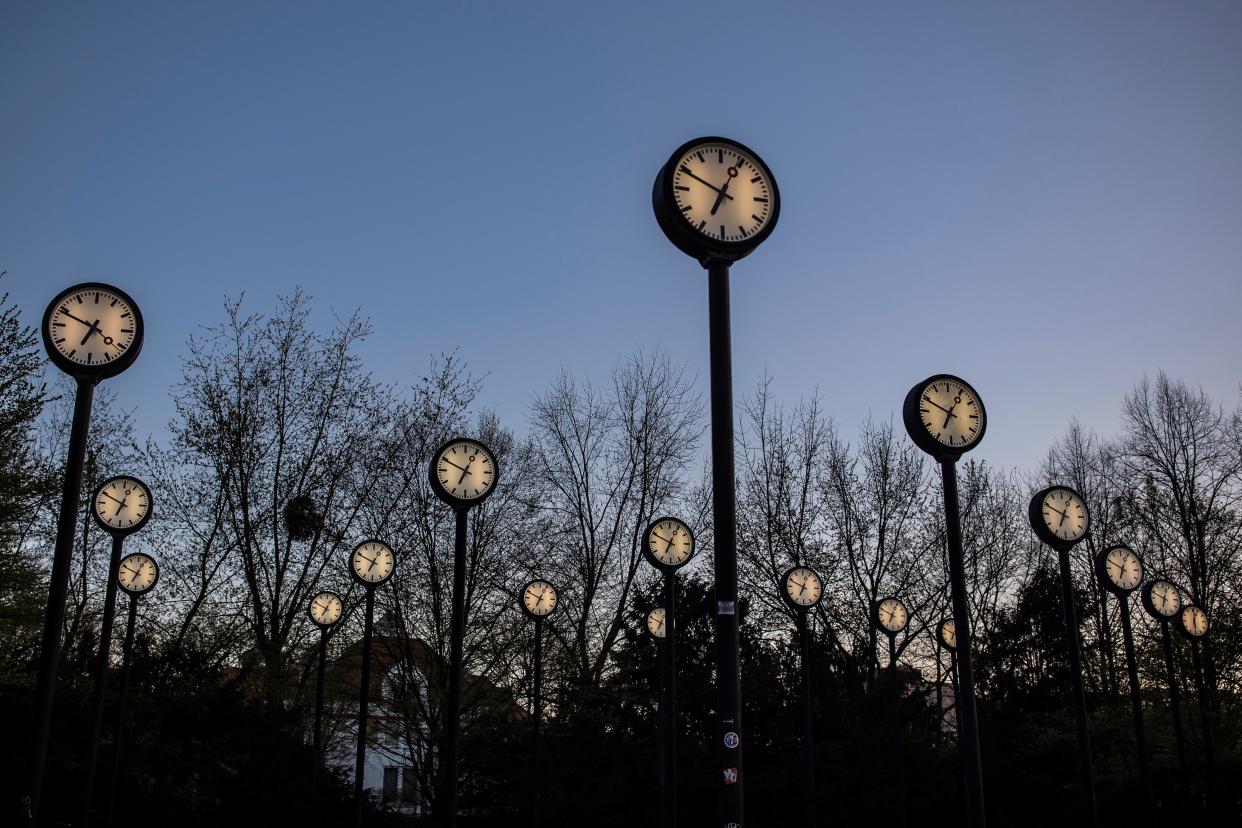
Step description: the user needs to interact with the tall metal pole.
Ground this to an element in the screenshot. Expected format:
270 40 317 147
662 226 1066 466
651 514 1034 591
1189 641 1214 771
662 572 677 828
442 508 469 826
940 461 986 828
81 533 125 828
313 628 328 783
103 596 139 828
532 616 543 828
1159 623 1186 773
889 634 906 827
1055 546 1098 825
27 377 95 824
1117 598 1154 823
354 588 376 827
798 613 815 828
935 643 944 744
706 258 743 825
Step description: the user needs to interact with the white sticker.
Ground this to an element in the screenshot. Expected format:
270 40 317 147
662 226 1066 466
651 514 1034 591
718 600 736 615
723 731 739 749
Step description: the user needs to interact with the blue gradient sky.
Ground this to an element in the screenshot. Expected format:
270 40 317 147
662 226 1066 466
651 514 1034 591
3 2 1240 472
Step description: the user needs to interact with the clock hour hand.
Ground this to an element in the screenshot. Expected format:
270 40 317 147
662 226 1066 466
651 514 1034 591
710 167 739 216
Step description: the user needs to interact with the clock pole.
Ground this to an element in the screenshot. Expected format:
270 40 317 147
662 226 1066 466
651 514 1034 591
26 377 95 824
1188 639 1214 771
80 531 125 828
442 507 469 826
354 587 377 827
888 632 906 826
532 615 543 828
1158 620 1187 773
940 460 987 828
1115 596 1154 821
662 571 677 828
314 625 328 783
1054 543 1098 824
103 594 139 828
797 612 815 828
706 258 744 825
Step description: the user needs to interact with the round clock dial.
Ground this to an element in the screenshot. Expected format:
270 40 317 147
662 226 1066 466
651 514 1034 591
644 517 695 570
521 579 559 618
1031 486 1089 547
42 282 144 379
938 618 957 651
672 142 774 244
117 552 159 595
645 607 667 639
874 597 909 634
92 475 153 535
1096 546 1144 594
430 438 498 508
351 540 395 586
1179 605 1209 639
308 591 343 627
903 374 987 457
1141 579 1182 620
782 566 823 609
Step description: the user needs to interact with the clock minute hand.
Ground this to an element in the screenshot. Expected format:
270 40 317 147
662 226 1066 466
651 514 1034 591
679 167 735 200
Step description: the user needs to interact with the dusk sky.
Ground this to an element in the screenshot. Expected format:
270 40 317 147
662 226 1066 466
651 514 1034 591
3 2 1240 474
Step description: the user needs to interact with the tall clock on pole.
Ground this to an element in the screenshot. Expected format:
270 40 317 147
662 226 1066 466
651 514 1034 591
28 282 144 824
349 540 395 826
654 136 780 827
781 566 823 828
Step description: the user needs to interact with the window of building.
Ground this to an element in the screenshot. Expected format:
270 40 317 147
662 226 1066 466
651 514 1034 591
382 766 399 803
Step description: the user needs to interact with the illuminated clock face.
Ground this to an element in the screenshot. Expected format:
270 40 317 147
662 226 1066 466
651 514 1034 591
1038 487 1089 545
1147 580 1182 618
44 284 142 375
351 540 395 585
672 141 775 244
522 580 559 617
939 618 957 650
876 598 909 634
309 591 343 626
1180 605 1208 638
1103 546 1144 592
117 553 159 595
93 476 152 534
646 517 694 569
645 607 667 639
432 439 497 505
916 377 985 451
783 566 823 608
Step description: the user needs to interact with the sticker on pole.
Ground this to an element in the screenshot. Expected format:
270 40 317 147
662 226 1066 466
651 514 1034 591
723 767 738 784
717 600 736 615
723 731 739 749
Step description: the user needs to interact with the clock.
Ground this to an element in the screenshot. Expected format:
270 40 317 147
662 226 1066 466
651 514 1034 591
429 438 499 510
117 552 159 595
1140 579 1182 621
520 579 559 619
653 136 780 264
42 282 144 380
308 591 344 627
1094 545 1144 595
902 374 987 459
781 566 823 610
872 597 909 635
350 539 395 586
645 607 667 639
937 618 957 651
1177 604 1209 640
1029 485 1089 548
642 517 695 571
92 475 153 536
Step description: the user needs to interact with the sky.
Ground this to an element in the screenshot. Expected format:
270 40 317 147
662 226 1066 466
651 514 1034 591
3 1 1240 474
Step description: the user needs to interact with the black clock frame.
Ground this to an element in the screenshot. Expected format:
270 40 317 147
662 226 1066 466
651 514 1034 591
1140 579 1182 621
117 552 160 596
872 596 910 636
644 607 667 639
519 579 559 620
902 374 988 461
429 437 500 511
91 475 154 537
652 136 781 265
42 282 145 381
937 618 957 652
1094 545 1145 597
307 591 344 628
780 565 824 611
1176 604 1209 641
349 539 396 587
1028 485 1090 550
641 516 696 573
